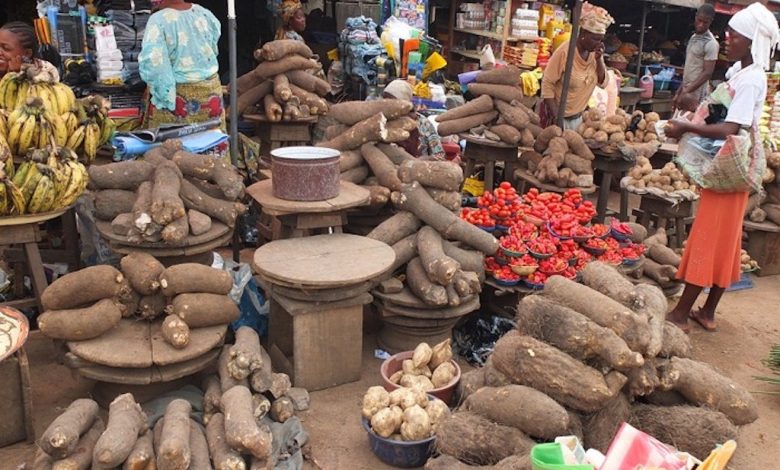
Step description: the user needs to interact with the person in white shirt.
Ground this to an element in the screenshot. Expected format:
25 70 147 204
665 2 779 333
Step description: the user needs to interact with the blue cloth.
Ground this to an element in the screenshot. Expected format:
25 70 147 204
139 4 221 111
112 129 228 158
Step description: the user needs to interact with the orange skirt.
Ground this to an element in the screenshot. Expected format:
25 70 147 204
676 189 748 288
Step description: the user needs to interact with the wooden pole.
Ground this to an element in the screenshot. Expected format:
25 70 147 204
557 0 584 128
635 1 649 84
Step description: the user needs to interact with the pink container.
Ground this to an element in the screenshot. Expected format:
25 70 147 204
380 350 461 405
271 146 340 201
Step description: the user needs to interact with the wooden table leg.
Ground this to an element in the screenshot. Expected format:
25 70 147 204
62 208 80 270
23 242 48 311
619 187 629 221
596 171 613 223
464 158 476 181
485 161 495 192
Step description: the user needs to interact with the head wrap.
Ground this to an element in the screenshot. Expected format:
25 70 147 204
728 2 780 71
580 2 614 35
384 79 413 102
279 0 303 24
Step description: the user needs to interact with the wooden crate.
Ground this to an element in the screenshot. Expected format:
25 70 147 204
0 349 34 447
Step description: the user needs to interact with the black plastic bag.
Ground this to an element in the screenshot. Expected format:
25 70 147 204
453 313 516 366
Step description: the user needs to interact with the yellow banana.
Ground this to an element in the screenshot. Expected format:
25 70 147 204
84 121 100 162
66 125 86 151
5 179 26 214
17 114 37 155
12 161 31 187
0 111 8 140
19 164 42 206
14 80 30 109
7 107 25 127
6 111 26 155
2 76 18 110
0 133 11 160
52 83 76 115
31 121 41 151
0 181 7 215
3 157 14 180
60 161 85 206
39 85 59 114
61 112 78 134
27 172 53 213
54 162 72 199
43 111 67 147
99 117 116 146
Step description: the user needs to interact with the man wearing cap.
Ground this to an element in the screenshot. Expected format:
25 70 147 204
674 4 718 110
541 2 614 130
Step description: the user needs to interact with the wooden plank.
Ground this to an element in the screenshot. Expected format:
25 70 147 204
96 220 230 248
0 224 39 244
269 300 295 357
150 322 227 366
246 179 370 215
68 320 153 368
109 230 232 258
253 234 395 288
377 297 480 319
258 277 373 303
292 304 363 391
0 207 67 227
156 348 220 382
744 220 780 233
272 291 372 317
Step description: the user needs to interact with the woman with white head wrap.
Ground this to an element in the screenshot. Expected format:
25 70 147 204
666 2 779 333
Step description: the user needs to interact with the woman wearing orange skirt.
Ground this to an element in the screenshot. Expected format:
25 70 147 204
665 3 779 333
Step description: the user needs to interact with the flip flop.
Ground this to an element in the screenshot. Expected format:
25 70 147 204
689 309 717 331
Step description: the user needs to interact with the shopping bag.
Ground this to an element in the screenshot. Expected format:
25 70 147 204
601 423 688 470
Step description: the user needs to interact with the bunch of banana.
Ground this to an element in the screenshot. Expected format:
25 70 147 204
26 81 76 115
0 167 26 216
0 72 31 111
7 147 89 214
6 97 67 156
66 95 115 163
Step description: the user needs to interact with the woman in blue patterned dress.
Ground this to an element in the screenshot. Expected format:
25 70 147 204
139 0 224 129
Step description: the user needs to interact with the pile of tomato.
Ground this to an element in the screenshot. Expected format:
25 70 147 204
462 186 648 287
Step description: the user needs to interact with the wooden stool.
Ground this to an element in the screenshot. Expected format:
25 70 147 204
744 220 780 277
593 152 634 223
460 134 520 192
633 194 696 248
253 234 394 390
244 115 317 152
0 222 49 311
247 179 370 241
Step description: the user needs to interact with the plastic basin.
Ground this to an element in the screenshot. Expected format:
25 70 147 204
362 417 435 468
531 443 594 470
270 146 340 201
380 351 461 405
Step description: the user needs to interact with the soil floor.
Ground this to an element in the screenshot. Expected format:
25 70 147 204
2 273 780 469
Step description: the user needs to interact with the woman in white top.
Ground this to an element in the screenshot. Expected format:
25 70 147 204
665 3 779 333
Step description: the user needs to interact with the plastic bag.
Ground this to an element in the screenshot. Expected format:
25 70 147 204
223 260 269 337
453 313 516 366
75 194 121 267
601 423 688 470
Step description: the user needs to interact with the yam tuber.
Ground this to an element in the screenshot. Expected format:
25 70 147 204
389 234 417 273
272 73 292 102
467 83 523 103
95 190 136 221
253 54 319 79
270 397 295 423
329 99 412 125
534 126 563 153
579 261 637 307
33 448 53 470
516 295 644 370
188 421 211 470
252 394 271 421
161 314 190 349
88 160 154 190
436 95 494 122
218 347 249 392
360 143 402 191
363 185 391 210
394 182 499 255
228 326 265 380
188 209 212 236
631 283 667 358
111 213 134 237
122 431 154 470
206 413 246 470
157 399 192 470
475 66 522 85
435 411 535 466
658 357 758 425
491 332 627 413
339 149 363 172
456 369 486 404
42 265 124 311
377 143 414 165
317 112 387 150
39 398 100 459
263 94 282 122
398 160 464 192
121 252 165 296
382 127 410 143
464 385 570 440
642 258 678 287
563 153 593 175
131 181 154 236
625 222 648 243
171 152 244 201
202 375 223 417
648 244 681 267
138 293 167 320
387 116 417 132
38 298 122 341
583 393 631 453
221 386 273 459
489 124 522 145
417 226 461 285
285 69 330 95
340 165 369 183
542 276 651 353
625 356 660 397
235 80 273 116
436 111 498 137
150 161 185 226
288 83 328 115
563 129 595 160
406 257 447 306
427 189 461 212
259 40 312 61
93 393 147 468
169 293 240 327
442 242 484 278
51 419 105 470
366 211 421 245
494 99 530 129
642 227 668 247
659 321 692 358
160 263 233 297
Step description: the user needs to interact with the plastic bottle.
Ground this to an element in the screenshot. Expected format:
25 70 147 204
639 68 654 99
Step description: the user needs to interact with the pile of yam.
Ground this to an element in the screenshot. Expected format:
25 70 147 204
520 125 595 188
385 340 458 392
625 158 697 195
38 253 239 352
439 262 755 467
366 158 497 306
744 158 780 226
435 67 541 149
577 108 659 153
234 39 329 119
89 139 247 245
618 227 684 291
361 385 451 441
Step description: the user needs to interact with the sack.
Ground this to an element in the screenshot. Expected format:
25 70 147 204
676 127 765 193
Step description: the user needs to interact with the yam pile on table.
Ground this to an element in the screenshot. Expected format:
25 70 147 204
89 140 246 245
745 152 780 225
365 159 499 351
577 108 660 153
37 254 239 383
516 124 596 189
234 39 330 120
33 332 311 469
435 66 542 147
430 263 756 467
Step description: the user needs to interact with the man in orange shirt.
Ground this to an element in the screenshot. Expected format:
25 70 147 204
541 2 614 130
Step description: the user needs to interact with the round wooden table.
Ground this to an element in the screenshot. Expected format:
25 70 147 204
460 134 523 192
247 179 370 240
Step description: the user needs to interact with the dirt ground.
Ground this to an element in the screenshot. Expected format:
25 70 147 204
1 273 779 469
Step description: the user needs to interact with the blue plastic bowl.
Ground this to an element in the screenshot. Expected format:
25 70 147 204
362 418 435 468
610 226 632 242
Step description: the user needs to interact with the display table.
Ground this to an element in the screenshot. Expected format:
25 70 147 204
253 234 394 390
460 134 523 191
633 194 696 248
244 114 317 152
513 168 597 195
247 179 370 240
593 150 634 222
744 220 780 277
